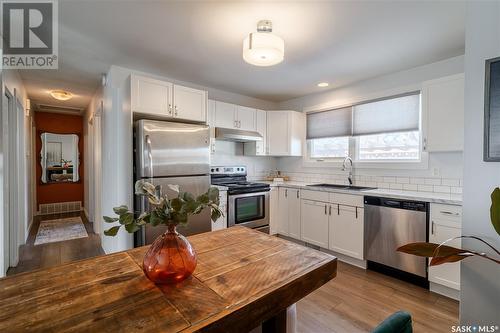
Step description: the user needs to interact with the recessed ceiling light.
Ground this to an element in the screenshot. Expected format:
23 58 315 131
243 20 284 67
317 82 329 88
50 90 73 101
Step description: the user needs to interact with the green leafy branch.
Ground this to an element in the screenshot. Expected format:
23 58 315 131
103 180 223 236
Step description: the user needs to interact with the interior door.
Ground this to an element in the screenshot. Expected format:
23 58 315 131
137 175 211 246
173 84 207 122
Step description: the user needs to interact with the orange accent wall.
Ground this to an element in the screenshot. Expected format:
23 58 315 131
35 112 84 207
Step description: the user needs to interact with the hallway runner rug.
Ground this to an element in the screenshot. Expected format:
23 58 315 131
34 217 89 245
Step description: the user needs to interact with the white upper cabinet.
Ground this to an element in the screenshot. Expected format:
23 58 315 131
237 106 257 131
213 101 257 130
214 101 237 128
131 74 207 122
244 109 267 156
131 75 173 117
173 84 207 122
422 73 464 152
267 111 305 156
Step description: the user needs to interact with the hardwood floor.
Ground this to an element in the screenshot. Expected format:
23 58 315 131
297 261 459 333
7 212 105 276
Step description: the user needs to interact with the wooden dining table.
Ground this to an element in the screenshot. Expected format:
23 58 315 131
0 226 337 332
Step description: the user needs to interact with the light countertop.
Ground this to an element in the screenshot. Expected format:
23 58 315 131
265 181 462 205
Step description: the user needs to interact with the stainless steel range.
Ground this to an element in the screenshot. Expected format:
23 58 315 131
210 166 270 233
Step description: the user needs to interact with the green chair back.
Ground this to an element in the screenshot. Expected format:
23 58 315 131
371 311 413 333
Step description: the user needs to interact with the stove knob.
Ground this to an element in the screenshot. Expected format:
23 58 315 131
211 168 214 172
216 168 220 172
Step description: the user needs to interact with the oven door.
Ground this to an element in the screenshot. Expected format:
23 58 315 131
228 191 269 229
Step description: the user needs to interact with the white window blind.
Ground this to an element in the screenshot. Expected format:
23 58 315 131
352 93 420 136
306 106 352 140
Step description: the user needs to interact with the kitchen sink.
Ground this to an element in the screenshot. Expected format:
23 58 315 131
307 183 377 191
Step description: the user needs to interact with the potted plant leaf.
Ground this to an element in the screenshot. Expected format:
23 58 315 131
398 188 500 266
104 180 223 284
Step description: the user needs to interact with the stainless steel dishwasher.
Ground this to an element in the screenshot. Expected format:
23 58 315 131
364 196 429 285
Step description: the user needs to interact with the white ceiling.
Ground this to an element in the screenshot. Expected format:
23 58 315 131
21 0 465 110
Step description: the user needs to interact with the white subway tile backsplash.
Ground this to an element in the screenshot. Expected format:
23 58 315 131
384 177 396 183
418 185 434 192
410 178 426 185
396 177 410 184
278 170 462 196
390 183 404 190
433 185 451 193
442 178 460 187
403 183 418 191
424 178 441 185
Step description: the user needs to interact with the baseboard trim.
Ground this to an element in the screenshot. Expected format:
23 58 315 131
430 282 460 300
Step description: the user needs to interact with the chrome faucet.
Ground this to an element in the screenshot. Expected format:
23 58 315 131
342 156 353 185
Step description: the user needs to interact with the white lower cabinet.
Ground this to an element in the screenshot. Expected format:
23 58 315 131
212 190 227 231
329 205 364 260
277 187 300 237
300 199 329 248
269 187 279 235
429 203 462 290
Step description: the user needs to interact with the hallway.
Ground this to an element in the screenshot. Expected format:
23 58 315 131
7 212 104 276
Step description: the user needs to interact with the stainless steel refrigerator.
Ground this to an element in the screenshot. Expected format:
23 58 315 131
134 119 211 246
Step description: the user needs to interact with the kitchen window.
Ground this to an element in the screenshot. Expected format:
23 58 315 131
306 92 422 163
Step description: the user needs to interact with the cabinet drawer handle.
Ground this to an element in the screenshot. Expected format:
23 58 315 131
431 221 435 235
296 190 299 199
440 211 460 216
329 205 332 215
423 138 427 151
168 104 172 115
285 189 288 198
174 105 178 117
324 204 327 215
355 207 358 219
337 205 340 215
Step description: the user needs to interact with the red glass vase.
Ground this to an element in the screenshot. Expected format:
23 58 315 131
142 224 197 284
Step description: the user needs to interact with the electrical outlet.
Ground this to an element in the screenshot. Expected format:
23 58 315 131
432 167 441 176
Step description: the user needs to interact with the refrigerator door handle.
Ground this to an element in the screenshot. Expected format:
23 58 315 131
145 135 154 178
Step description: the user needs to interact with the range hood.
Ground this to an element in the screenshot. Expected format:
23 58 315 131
215 127 263 142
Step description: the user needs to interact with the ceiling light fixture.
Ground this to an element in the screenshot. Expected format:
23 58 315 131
50 90 73 101
243 20 284 67
317 82 329 88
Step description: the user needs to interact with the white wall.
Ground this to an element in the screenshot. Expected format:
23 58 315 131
275 56 465 186
460 1 500 325
211 141 277 180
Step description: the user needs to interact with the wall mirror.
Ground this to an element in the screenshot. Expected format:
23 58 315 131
40 133 80 183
